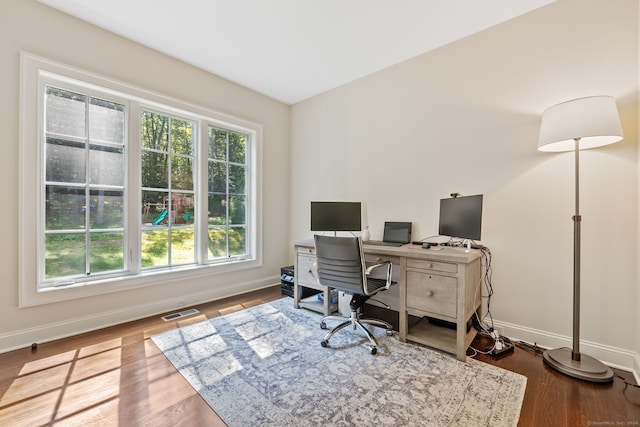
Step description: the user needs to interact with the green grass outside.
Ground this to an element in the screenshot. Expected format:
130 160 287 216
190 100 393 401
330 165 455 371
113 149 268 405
45 227 245 279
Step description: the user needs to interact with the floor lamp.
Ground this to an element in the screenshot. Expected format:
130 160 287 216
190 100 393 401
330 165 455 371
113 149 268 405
537 95 623 383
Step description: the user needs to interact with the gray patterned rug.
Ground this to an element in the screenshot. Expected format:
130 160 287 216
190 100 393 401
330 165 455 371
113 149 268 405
151 298 526 426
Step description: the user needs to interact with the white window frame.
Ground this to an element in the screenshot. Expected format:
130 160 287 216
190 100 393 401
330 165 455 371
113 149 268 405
19 53 263 307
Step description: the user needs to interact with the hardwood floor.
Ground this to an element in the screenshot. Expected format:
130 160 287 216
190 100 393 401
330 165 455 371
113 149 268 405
471 336 640 426
0 285 638 426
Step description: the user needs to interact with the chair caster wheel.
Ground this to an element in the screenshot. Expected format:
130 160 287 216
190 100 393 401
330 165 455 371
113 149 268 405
370 346 377 355
321 340 328 347
386 329 394 336
320 321 327 330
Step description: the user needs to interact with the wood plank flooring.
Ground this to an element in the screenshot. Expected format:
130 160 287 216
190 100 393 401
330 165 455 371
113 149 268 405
469 335 639 426
0 285 638 426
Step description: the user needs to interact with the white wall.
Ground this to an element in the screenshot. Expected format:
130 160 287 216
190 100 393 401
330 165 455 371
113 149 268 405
637 0 640 375
0 0 290 351
291 0 639 369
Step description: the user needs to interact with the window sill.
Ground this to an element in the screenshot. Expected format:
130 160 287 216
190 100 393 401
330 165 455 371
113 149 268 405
20 257 261 307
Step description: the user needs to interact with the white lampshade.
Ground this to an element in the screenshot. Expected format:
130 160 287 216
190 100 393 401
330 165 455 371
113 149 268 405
538 96 623 152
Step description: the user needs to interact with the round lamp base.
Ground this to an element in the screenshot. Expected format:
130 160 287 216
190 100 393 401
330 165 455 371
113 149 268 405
543 348 613 383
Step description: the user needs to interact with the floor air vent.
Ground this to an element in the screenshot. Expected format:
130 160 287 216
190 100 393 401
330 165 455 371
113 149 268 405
161 308 200 322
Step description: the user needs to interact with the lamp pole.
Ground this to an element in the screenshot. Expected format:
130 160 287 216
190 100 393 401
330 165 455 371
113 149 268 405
572 137 581 362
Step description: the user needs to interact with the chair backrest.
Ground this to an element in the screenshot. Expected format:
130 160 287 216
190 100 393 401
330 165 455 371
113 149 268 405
313 235 366 295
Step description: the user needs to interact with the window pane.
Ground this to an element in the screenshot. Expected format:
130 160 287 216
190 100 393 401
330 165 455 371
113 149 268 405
229 195 246 225
141 229 168 268
171 118 193 156
46 186 86 230
90 144 124 186
142 151 168 188
208 161 227 193
90 232 124 273
171 192 194 224
208 128 226 160
46 138 86 183
46 87 86 138
171 156 193 190
142 190 168 225
171 228 195 264
89 189 124 229
229 226 246 256
207 227 227 259
228 164 246 194
141 111 169 151
89 98 125 144
45 233 86 279
42 85 130 284
229 132 246 164
208 194 227 225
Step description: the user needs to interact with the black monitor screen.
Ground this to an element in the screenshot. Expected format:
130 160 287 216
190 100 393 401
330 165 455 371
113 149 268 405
438 195 483 241
311 201 361 232
383 222 412 243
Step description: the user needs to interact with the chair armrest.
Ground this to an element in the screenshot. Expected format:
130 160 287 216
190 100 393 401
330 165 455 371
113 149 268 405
365 260 391 275
364 260 393 293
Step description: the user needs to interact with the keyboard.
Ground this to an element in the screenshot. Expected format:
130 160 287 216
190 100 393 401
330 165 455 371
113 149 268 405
363 241 403 247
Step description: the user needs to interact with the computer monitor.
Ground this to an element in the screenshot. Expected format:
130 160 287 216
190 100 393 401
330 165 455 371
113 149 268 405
438 194 483 241
310 201 362 232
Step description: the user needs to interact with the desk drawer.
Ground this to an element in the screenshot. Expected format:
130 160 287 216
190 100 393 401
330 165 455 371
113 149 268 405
364 254 401 265
297 253 318 287
297 246 315 256
406 270 457 318
407 258 458 274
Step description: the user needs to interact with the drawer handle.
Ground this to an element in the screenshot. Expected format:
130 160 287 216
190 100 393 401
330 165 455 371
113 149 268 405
426 290 434 297
310 262 317 278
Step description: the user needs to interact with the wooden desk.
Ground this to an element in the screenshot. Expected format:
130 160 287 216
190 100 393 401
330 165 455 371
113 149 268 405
292 239 482 361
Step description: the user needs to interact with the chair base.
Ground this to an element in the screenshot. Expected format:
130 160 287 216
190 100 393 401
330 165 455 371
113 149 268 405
320 309 393 354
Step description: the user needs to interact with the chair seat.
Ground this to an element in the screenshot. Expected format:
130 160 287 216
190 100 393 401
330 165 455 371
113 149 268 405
366 277 389 294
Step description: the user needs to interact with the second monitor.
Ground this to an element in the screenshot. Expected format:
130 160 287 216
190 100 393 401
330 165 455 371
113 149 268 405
438 194 483 241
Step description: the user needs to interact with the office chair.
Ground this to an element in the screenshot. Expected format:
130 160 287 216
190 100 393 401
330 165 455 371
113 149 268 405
314 235 394 354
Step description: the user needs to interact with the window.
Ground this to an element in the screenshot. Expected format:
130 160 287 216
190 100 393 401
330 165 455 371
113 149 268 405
44 86 127 280
20 54 262 306
207 126 248 260
140 110 196 268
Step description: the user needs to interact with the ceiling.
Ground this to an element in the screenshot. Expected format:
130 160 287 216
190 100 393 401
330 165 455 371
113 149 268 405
38 0 555 105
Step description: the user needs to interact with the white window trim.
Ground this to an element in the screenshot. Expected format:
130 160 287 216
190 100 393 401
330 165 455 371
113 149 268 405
19 52 263 307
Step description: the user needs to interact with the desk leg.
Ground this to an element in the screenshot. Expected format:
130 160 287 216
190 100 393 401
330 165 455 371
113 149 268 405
399 257 407 342
293 253 300 309
323 286 330 316
456 326 465 361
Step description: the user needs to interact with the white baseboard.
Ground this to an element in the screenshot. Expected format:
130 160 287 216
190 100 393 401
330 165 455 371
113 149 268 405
493 319 639 380
0 276 280 354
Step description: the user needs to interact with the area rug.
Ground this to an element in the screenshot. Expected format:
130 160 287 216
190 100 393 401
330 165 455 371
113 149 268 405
151 298 527 426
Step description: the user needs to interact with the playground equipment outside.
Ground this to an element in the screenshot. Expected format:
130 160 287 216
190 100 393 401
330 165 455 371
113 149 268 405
143 194 193 226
